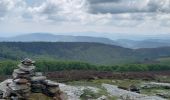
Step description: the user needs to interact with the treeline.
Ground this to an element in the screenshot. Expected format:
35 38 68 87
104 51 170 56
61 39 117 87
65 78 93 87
0 60 170 75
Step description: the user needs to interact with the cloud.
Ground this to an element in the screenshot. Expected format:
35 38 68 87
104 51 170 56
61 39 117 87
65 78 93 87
0 0 26 21
88 0 120 4
0 0 169 25
0 0 15 17
26 0 113 25
89 0 170 14
0 0 170 35
27 0 88 23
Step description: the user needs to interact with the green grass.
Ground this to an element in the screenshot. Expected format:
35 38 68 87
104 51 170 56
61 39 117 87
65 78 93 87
115 79 142 89
141 87 170 98
80 89 101 100
155 75 170 83
156 57 170 65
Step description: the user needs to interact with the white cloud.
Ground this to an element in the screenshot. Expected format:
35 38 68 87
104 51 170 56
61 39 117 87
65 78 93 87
26 0 112 25
0 0 170 35
27 0 87 23
0 0 26 22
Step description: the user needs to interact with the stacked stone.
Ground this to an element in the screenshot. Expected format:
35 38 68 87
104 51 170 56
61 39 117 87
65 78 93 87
2 58 64 100
12 59 35 80
5 58 35 99
31 73 62 98
7 79 31 99
31 72 47 93
42 80 61 97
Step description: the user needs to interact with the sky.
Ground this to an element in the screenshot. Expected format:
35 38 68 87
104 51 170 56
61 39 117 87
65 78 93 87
0 0 170 37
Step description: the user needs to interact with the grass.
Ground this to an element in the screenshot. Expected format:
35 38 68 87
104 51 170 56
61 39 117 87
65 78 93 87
156 57 170 65
141 88 169 95
155 75 170 83
115 79 142 88
80 89 100 100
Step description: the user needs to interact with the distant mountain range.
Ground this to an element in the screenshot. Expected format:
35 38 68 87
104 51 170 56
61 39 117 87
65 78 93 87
117 39 170 49
0 33 118 45
1 33 170 49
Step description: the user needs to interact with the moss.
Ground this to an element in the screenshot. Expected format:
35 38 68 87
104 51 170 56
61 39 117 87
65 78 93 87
107 96 118 100
80 89 100 100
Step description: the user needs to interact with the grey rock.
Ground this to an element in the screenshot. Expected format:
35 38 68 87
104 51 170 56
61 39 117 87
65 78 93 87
102 84 165 100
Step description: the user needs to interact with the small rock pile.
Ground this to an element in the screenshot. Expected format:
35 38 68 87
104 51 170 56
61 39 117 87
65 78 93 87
1 58 63 100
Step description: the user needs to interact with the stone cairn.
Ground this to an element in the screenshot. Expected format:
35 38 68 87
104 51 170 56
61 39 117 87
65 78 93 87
2 58 63 100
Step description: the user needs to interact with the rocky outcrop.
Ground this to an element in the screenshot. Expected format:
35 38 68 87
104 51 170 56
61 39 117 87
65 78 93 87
102 84 165 100
0 58 64 100
141 82 170 89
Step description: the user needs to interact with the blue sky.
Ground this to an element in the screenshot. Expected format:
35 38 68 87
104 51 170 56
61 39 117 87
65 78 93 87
0 0 170 37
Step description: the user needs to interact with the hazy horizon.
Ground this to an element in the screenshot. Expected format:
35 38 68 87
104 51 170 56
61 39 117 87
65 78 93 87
1 32 170 41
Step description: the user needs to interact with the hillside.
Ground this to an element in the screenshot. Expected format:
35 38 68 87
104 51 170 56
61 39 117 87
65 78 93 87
0 42 136 65
117 39 170 49
0 42 170 65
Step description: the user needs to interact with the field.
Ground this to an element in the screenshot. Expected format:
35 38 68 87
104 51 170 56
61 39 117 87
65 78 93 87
157 57 170 65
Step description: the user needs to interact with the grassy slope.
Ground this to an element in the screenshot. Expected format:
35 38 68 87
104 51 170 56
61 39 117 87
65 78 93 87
156 57 170 65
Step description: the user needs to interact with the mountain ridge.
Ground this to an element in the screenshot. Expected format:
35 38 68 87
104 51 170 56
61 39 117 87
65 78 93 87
1 33 170 49
1 42 170 64
0 33 118 46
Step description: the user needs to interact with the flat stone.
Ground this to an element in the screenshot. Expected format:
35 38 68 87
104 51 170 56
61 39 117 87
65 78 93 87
44 80 59 87
13 79 29 84
18 64 35 72
13 69 26 74
31 76 47 82
35 72 43 76
12 70 31 79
